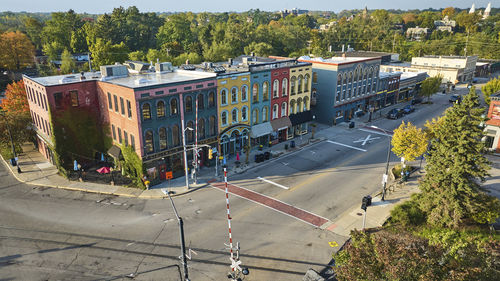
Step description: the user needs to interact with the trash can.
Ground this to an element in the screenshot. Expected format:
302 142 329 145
10 158 17 166
291 141 296 148
349 121 355 128
255 154 260 163
264 152 270 160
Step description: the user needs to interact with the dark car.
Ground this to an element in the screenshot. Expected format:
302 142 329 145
411 97 423 105
386 108 404 119
449 94 462 103
402 105 415 114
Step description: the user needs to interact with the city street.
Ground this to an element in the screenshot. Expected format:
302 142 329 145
0 88 481 280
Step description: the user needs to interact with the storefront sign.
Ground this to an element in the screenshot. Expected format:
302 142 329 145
165 171 173 179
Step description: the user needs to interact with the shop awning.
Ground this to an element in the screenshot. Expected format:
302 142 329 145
270 117 292 131
107 145 122 159
250 122 273 138
289 111 313 126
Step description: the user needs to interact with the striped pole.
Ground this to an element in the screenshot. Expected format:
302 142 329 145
194 98 198 184
224 168 234 264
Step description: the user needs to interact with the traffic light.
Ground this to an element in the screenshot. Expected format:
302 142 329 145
208 148 213 159
361 195 372 211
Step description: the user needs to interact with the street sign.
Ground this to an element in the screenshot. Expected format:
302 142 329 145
165 171 173 179
230 257 242 271
382 174 388 184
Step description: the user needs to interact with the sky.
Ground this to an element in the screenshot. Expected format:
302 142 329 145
0 0 495 14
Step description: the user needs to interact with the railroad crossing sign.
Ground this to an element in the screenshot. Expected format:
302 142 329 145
353 134 380 146
230 257 242 271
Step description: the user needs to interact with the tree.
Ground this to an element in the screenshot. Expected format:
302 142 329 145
0 80 29 114
455 11 481 33
244 42 273 57
60 49 76 74
481 77 500 105
0 31 35 70
128 50 146 62
42 41 65 62
391 121 428 162
419 88 499 228
442 7 456 18
420 75 442 102
89 39 129 68
24 17 43 49
42 10 83 52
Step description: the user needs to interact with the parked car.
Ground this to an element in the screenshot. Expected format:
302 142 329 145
386 108 404 119
402 105 415 114
354 109 365 117
449 94 462 103
410 97 423 105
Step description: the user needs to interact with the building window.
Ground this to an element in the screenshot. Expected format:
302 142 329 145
142 103 151 120
108 92 113 110
54 92 63 109
231 87 238 103
187 121 194 143
172 125 180 146
263 82 269 100
117 127 122 143
252 83 259 103
252 109 259 124
282 78 288 96
262 106 269 122
290 100 295 114
273 104 278 119
113 95 119 112
156 100 165 118
304 74 310 92
185 96 193 112
242 106 248 121
117 97 123 114
232 108 238 123
303 97 309 111
298 75 303 93
221 111 228 126
313 72 318 83
221 89 227 105
70 90 78 107
124 130 128 146
127 100 132 118
130 134 135 149
208 91 215 107
170 98 178 115
209 115 216 136
336 91 341 102
273 79 279 98
241 85 248 101
159 127 167 150
297 98 302 113
197 94 204 110
111 125 116 140
198 118 206 139
281 102 287 117
291 77 296 95
145 130 154 153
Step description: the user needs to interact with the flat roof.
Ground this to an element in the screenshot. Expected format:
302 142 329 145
379 71 401 78
298 56 380 65
25 72 102 87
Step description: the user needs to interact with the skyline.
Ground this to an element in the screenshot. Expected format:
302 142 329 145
0 0 496 14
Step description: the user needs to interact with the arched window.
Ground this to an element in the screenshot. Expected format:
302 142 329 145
221 89 228 105
263 82 269 100
232 108 238 123
241 85 248 101
221 111 228 126
281 102 287 117
242 107 248 121
272 104 278 119
172 125 180 146
185 96 193 112
145 130 154 153
252 83 259 103
303 97 309 111
252 108 259 124
209 115 216 136
187 121 194 143
157 101 165 118
208 91 215 107
337 74 342 85
354 68 359 81
273 79 279 98
282 78 288 96
142 103 151 120
343 73 347 84
159 127 167 150
198 118 206 139
304 74 310 92
298 75 303 93
231 87 238 103
262 106 268 122
297 98 302 113
197 94 204 110
291 76 296 95
290 100 296 114
170 98 178 115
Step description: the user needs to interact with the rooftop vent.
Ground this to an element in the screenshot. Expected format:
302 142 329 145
155 62 173 73
134 78 150 85
182 65 196 71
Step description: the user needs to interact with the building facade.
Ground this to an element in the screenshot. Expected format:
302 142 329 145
377 72 401 107
410 55 478 84
485 96 500 152
288 62 312 138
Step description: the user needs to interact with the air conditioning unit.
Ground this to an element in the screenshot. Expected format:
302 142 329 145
155 62 173 73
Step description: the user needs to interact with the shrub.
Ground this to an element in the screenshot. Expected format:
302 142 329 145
389 195 426 226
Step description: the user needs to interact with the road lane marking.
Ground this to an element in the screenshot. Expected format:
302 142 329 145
257 177 290 190
326 140 367 152
211 182 329 227
358 127 393 137
353 134 380 146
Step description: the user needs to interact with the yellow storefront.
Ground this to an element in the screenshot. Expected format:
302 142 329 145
288 64 313 138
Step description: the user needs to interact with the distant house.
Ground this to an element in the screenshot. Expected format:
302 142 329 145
406 26 430 41
279 8 308 18
434 16 456 33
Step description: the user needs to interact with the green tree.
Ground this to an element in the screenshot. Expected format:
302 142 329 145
41 10 83 52
481 77 500 105
156 13 194 50
420 75 443 102
146 48 169 63
455 11 481 33
419 88 499 228
128 50 146 62
89 39 129 68
60 49 76 74
244 42 273 57
24 17 43 49
391 121 428 162
442 7 456 18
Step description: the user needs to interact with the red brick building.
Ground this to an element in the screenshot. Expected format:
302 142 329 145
485 96 500 152
270 66 291 143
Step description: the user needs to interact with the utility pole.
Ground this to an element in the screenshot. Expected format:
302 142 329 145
181 116 190 189
464 30 470 57
194 98 198 185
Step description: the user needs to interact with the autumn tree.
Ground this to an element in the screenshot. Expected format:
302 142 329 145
0 31 35 70
420 75 443 102
442 7 455 18
391 121 428 162
481 77 500 105
0 80 29 114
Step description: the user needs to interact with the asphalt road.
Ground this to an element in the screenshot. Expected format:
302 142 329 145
0 88 470 281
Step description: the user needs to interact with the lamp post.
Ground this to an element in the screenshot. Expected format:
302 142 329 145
371 126 391 201
161 189 190 281
181 117 193 189
0 107 21 173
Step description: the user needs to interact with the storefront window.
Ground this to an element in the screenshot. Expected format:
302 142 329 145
159 127 167 150
145 130 154 153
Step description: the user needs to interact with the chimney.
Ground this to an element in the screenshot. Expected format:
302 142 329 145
185 59 190 65
228 58 233 65
342 44 345 53
251 52 255 57
342 53 346 60
80 71 86 81
347 45 350 51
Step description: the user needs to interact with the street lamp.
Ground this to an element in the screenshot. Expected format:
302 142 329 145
181 118 193 189
161 189 190 281
371 125 391 201
0 107 21 173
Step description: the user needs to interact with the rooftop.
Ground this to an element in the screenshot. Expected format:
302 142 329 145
298 56 380 65
25 72 102 87
379 71 401 79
